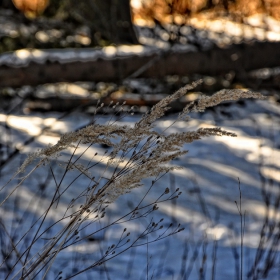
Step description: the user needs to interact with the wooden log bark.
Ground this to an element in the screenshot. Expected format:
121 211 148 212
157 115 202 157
0 41 280 87
25 93 199 112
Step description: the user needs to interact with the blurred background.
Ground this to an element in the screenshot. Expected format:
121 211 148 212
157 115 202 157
1 0 280 112
1 1 280 279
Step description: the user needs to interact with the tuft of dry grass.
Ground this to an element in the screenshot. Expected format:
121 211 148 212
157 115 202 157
0 81 265 279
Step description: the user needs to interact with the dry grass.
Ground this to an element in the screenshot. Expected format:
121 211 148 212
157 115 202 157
0 80 264 279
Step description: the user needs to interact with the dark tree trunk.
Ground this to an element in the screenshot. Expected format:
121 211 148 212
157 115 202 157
68 0 138 45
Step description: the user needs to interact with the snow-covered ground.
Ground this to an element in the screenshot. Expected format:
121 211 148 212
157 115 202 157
2 12 280 68
1 94 280 279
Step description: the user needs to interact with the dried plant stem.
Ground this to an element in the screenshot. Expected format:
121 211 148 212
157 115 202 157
0 81 265 279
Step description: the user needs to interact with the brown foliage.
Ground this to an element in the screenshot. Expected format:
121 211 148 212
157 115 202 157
132 0 280 24
12 0 50 18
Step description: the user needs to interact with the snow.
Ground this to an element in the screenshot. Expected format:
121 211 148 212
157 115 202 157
2 14 280 68
0 45 159 67
1 96 280 279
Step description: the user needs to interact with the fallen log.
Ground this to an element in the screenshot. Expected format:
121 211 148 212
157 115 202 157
25 92 200 112
0 42 280 87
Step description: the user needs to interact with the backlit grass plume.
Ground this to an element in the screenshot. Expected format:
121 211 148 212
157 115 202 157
1 80 265 279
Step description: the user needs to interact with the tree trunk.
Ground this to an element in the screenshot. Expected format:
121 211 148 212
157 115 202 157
68 0 138 45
